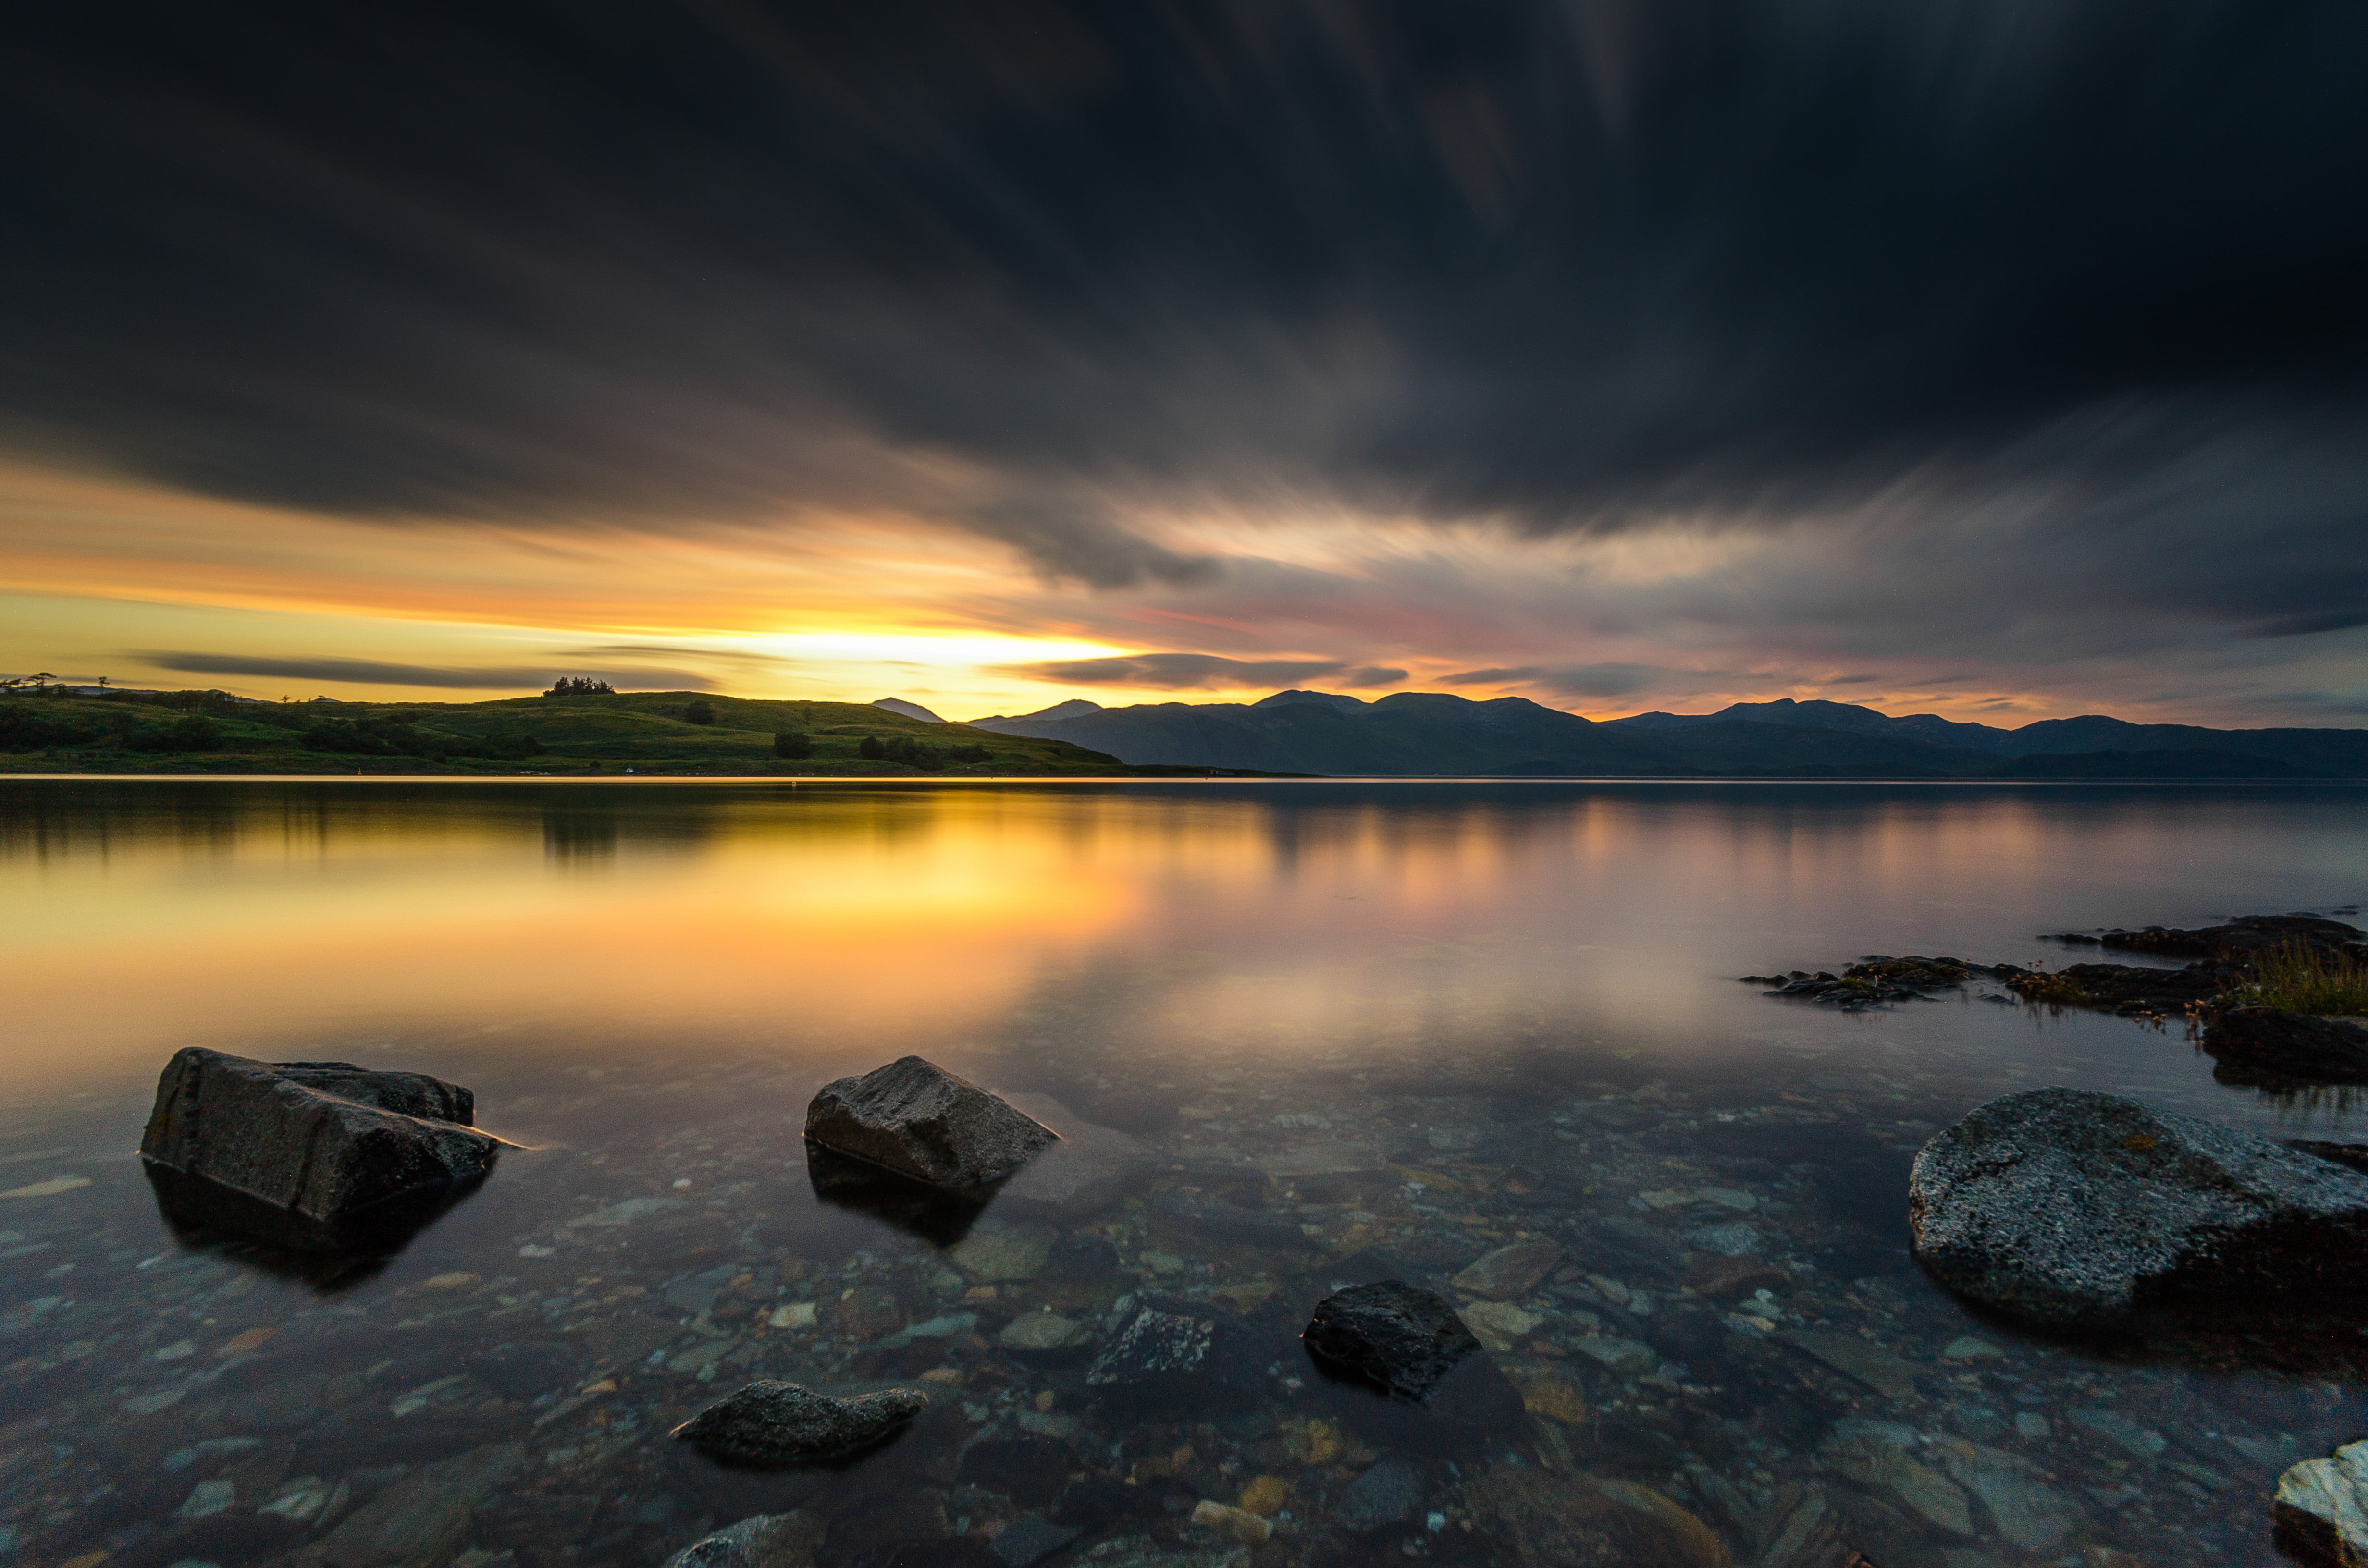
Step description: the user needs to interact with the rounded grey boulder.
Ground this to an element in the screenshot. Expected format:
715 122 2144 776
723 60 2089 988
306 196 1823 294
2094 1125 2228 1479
1909 1087 2368 1327
671 1380 928 1465
804 1055 1055 1189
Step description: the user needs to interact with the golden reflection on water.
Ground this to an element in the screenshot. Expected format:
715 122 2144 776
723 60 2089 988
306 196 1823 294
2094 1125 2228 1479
2 780 2360 1102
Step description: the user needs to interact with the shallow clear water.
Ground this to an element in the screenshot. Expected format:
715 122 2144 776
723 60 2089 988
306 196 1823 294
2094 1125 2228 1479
2 779 2365 1568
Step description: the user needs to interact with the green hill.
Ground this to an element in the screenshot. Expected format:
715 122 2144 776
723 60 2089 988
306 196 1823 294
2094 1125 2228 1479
0 687 1269 777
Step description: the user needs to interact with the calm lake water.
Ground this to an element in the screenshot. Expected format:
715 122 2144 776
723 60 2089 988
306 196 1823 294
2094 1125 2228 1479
2 779 2365 1568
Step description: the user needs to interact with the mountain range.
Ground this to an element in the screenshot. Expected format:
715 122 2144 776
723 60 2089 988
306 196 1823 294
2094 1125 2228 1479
967 691 2368 778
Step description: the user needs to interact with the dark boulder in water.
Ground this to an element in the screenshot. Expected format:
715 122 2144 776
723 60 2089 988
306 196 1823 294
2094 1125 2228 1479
1302 1280 1525 1428
2205 1008 2368 1084
1909 1087 2368 1328
803 1055 1055 1190
138 1047 497 1251
671 1380 928 1465
1304 1280 1482 1401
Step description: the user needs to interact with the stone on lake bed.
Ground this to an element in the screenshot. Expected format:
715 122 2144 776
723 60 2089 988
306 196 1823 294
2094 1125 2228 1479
1909 1087 2368 1327
1572 1335 1659 1377
1000 1312 1091 1350
1189 1500 1272 1544
803 1056 1056 1190
1456 1300 1542 1351
660 1511 824 1568
1450 1240 1563 1299
2273 1440 2368 1568
1303 1280 1483 1401
671 1380 928 1465
1782 1328 1920 1401
139 1047 497 1248
950 1221 1057 1281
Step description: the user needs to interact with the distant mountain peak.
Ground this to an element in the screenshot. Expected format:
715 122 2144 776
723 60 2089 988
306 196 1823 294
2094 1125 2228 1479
1253 689 1368 711
970 698 1102 724
870 697 944 723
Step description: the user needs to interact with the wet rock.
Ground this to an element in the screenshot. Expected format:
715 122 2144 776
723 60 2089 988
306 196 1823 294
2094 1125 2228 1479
1304 1280 1525 1427
1451 1241 1563 1299
1303 1281 1482 1401
671 1380 929 1465
2207 1009 2368 1085
1936 1445 2081 1551
1909 1088 2368 1327
1085 1292 1265 1402
1456 1300 1542 1351
1572 1335 1659 1377
1334 1458 1425 1532
1781 1330 1919 1401
139 1047 498 1250
998 1312 1091 1351
2273 1440 2368 1568
1820 1421 1973 1537
288 1442 524 1567
804 1057 1055 1190
948 1221 1056 1282
661 1511 824 1568
1188 1500 1270 1544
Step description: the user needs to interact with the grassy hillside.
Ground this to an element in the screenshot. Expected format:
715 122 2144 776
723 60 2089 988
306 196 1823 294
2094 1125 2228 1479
0 688 1267 776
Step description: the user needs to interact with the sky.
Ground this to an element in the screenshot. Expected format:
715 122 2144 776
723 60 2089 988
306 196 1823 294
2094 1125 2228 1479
3 1 2364 726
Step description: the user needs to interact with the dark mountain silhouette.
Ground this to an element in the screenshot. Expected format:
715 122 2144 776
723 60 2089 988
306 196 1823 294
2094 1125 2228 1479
969 692 2368 778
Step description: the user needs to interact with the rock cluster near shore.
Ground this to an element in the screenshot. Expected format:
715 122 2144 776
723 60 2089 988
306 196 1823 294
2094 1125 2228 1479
138 1047 497 1250
1908 1087 2368 1328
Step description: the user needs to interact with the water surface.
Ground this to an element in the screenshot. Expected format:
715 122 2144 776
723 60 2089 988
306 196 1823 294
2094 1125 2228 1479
3 780 2364 1568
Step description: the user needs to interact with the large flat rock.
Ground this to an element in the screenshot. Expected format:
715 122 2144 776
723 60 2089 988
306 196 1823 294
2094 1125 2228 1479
139 1047 497 1248
804 1056 1055 1190
1909 1087 2368 1327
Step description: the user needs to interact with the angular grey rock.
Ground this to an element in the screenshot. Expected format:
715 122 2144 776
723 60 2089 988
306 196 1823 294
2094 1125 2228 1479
661 1512 823 1568
671 1380 928 1464
139 1047 497 1248
1909 1087 2368 1327
1334 1458 1425 1532
803 1056 1055 1189
1303 1280 1525 1426
2273 1440 2368 1568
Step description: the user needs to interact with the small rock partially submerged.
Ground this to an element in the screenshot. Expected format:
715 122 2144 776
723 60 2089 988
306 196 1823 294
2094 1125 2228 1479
804 1056 1056 1189
2206 1008 2368 1085
2274 1440 2368 1568
1303 1280 1523 1426
671 1380 927 1465
1909 1088 2368 1327
1086 1292 1266 1402
2050 912 2366 962
661 1512 824 1568
139 1047 497 1250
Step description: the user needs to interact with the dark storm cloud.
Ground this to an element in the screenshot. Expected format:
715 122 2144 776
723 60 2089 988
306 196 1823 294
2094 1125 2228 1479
1011 653 1401 691
2 0 2364 621
149 654 716 690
